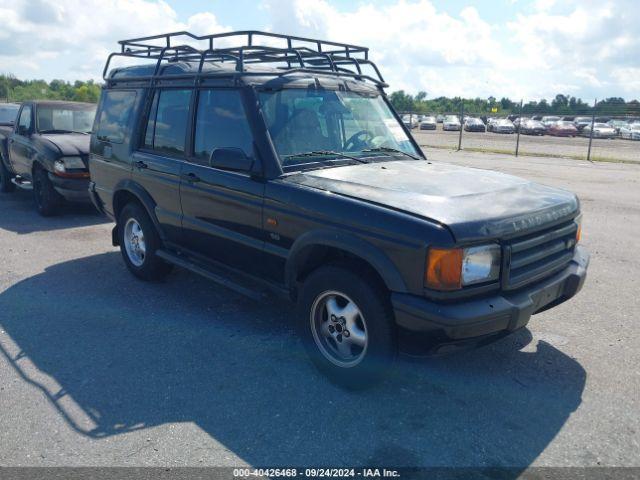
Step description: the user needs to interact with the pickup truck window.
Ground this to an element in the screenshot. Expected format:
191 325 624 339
259 89 418 168
193 89 253 164
96 90 137 143
0 104 19 124
36 105 95 134
143 89 191 156
17 106 32 133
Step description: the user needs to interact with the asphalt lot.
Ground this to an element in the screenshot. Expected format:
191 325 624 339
0 151 639 470
414 124 640 163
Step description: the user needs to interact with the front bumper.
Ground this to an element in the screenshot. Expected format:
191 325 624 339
48 173 90 202
392 246 589 355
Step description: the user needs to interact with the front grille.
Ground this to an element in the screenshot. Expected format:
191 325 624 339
503 220 577 290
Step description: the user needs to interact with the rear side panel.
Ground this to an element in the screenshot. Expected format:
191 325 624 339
90 89 145 218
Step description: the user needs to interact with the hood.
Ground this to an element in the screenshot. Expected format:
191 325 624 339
36 133 90 156
284 160 579 241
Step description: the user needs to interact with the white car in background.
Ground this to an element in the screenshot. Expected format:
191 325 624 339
582 122 617 139
442 115 461 131
619 123 640 140
493 118 516 134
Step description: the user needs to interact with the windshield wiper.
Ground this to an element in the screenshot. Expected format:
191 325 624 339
284 150 368 164
361 147 420 160
39 129 89 134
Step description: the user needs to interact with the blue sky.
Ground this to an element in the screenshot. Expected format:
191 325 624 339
0 0 637 101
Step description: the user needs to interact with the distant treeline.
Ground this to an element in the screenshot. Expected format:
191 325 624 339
389 90 640 116
2 74 639 117
0 74 101 103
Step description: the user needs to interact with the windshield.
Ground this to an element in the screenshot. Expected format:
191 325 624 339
0 104 19 124
259 89 419 169
36 105 96 133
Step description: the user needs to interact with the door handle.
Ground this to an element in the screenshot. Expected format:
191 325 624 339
134 160 148 169
181 172 201 183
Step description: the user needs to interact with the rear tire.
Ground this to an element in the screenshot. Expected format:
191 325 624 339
297 265 397 389
0 157 16 193
118 202 172 281
33 167 61 216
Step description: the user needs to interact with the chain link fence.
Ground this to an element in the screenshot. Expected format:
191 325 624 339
402 104 640 164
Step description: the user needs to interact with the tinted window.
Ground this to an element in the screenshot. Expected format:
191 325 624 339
96 91 137 143
17 106 31 132
143 89 191 156
193 89 253 163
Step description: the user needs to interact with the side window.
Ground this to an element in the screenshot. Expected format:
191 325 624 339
143 89 191 156
96 90 137 143
193 89 253 164
17 106 32 133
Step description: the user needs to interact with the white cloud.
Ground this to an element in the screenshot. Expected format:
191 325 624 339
0 0 231 80
0 0 637 101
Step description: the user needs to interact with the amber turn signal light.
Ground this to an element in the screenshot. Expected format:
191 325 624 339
425 247 463 290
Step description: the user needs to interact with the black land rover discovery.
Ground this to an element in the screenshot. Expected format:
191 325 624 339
89 31 589 388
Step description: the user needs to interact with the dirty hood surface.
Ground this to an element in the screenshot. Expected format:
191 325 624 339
284 160 579 241
38 133 90 156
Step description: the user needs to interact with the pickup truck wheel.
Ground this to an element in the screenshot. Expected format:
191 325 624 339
118 202 172 281
298 265 397 389
33 168 61 216
0 159 16 193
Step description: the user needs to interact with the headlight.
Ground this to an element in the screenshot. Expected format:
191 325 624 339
54 156 85 174
425 244 501 290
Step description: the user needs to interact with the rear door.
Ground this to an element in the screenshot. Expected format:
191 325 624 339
8 104 33 177
133 88 192 244
179 88 265 274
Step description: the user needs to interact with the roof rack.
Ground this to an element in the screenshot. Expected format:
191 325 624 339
103 30 388 88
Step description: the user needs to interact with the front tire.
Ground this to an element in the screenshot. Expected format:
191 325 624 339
297 265 397 389
118 202 172 281
33 167 62 216
0 158 15 193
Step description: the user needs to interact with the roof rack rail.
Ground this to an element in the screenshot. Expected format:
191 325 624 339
103 30 388 88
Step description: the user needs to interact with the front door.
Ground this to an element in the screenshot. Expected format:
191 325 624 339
179 88 265 275
9 105 33 177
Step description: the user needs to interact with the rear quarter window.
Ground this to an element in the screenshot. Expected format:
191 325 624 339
95 90 137 144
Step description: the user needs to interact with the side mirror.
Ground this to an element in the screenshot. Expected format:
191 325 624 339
209 147 254 172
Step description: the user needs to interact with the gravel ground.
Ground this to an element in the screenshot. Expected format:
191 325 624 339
414 125 640 163
0 151 638 469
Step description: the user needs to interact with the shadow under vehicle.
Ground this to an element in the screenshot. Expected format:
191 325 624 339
0 252 586 470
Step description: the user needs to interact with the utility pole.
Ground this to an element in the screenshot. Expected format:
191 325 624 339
457 103 464 151
587 98 597 162
515 98 523 157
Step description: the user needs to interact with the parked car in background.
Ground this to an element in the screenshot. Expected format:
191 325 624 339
547 121 578 137
464 117 486 132
512 117 526 130
401 114 417 129
436 114 444 123
493 119 515 134
90 30 590 388
520 119 546 136
0 103 20 126
0 100 96 214
574 116 593 132
419 116 437 130
619 123 640 140
532 115 543 121
582 122 617 139
541 116 562 129
486 117 497 132
607 119 628 135
442 115 461 131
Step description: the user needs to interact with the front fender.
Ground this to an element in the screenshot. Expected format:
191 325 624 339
285 229 408 293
